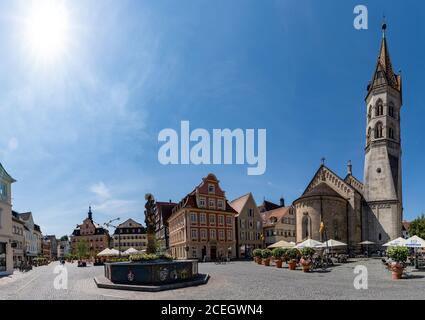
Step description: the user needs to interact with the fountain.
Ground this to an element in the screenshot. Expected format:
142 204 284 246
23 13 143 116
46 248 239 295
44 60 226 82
94 194 209 292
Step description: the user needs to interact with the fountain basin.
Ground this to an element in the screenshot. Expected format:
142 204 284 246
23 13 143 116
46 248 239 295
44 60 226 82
104 260 199 285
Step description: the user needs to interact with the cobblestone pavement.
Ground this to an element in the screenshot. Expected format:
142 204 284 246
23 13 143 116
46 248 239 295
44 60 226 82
0 259 424 300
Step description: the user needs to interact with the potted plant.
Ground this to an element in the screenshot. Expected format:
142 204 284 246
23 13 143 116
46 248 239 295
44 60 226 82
253 249 262 264
299 247 316 272
287 248 300 270
261 249 272 266
387 246 409 280
272 248 286 268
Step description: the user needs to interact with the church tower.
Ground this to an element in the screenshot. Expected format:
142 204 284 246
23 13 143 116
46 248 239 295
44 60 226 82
363 23 403 244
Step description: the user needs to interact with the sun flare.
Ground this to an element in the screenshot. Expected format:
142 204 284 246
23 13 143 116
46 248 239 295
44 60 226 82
24 0 70 62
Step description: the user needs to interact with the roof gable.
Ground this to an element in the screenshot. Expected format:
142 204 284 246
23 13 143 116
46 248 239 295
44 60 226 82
118 218 143 228
0 162 16 183
229 193 251 214
301 165 358 201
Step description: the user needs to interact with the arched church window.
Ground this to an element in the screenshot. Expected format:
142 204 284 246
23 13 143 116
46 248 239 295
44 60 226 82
389 102 395 118
302 215 311 240
375 100 384 117
388 127 395 139
367 127 372 143
375 122 383 139
368 106 372 121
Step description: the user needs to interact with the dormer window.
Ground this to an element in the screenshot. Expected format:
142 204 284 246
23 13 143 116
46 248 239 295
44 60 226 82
208 184 215 194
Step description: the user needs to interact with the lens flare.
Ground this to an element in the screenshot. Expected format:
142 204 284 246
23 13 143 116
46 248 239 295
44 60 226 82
24 0 70 62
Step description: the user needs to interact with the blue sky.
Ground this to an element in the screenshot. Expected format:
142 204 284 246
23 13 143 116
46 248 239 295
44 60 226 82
0 0 423 237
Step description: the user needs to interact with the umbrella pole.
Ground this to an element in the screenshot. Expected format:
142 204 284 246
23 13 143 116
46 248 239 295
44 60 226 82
415 248 419 270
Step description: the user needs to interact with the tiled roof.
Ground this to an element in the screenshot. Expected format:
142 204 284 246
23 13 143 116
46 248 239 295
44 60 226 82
296 182 346 201
18 212 32 221
368 28 401 95
156 202 177 224
258 200 281 213
402 221 411 231
229 193 251 215
262 206 292 227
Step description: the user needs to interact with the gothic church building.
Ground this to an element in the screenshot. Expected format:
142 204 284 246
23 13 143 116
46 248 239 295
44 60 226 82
294 24 403 250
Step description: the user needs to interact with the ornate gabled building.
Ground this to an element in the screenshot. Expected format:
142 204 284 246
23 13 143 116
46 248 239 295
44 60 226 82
71 207 110 258
168 174 237 261
294 24 403 250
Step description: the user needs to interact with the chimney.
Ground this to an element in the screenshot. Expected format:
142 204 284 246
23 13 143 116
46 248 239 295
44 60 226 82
347 160 353 176
280 197 285 207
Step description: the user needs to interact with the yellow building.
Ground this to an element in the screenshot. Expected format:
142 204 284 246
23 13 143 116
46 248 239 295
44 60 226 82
230 193 264 258
262 205 296 247
112 219 147 252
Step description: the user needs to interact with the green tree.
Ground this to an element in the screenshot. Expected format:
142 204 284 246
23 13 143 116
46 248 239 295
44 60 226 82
76 240 89 260
409 214 425 238
60 235 69 241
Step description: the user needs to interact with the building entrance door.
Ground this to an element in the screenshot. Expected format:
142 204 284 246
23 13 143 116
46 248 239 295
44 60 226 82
210 246 217 260
0 243 6 272
202 246 207 261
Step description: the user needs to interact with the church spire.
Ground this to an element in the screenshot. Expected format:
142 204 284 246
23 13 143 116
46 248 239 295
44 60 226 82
88 206 93 221
367 22 401 95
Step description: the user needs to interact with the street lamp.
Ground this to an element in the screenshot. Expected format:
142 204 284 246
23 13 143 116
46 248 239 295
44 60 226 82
104 218 121 258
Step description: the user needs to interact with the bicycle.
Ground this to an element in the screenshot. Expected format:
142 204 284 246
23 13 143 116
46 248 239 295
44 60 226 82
311 255 332 271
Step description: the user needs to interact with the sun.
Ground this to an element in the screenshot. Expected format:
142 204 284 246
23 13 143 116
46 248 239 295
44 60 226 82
24 0 70 62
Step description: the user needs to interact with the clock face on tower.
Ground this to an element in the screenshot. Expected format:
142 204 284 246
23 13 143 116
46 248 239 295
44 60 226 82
0 182 7 201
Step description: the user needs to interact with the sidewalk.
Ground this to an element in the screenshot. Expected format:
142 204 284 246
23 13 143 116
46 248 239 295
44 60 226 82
0 270 28 286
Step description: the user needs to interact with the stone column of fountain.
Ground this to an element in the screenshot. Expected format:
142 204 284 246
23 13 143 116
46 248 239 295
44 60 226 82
144 193 157 254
